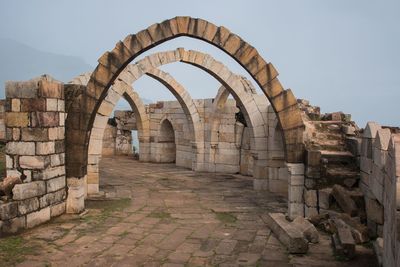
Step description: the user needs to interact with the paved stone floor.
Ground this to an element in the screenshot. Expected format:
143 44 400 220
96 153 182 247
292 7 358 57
0 156 377 266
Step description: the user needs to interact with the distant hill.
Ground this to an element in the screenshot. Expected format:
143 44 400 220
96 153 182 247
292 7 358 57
0 38 93 98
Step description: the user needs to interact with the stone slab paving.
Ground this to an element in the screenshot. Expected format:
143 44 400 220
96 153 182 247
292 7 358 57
0 156 377 266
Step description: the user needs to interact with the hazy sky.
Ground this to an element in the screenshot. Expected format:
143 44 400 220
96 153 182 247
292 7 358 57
0 0 399 127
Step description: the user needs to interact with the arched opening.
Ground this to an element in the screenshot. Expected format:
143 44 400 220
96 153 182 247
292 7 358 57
156 119 176 163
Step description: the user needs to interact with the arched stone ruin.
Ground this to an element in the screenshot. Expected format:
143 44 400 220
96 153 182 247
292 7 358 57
0 16 398 266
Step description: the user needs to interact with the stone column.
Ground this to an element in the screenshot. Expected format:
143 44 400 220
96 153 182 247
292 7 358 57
287 163 305 219
64 84 94 213
2 75 66 233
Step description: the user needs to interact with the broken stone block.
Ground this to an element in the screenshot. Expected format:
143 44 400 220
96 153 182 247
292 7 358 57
332 185 358 216
318 188 332 210
263 213 308 254
365 198 383 225
292 216 319 243
342 125 356 135
332 217 369 244
332 227 356 259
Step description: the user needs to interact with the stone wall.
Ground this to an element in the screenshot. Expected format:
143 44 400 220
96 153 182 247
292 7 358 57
0 75 66 233
358 122 400 267
0 100 5 141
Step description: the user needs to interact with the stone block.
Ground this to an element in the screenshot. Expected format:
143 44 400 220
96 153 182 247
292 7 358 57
332 227 355 259
11 99 20 112
318 188 332 209
34 166 65 180
19 155 47 169
21 128 48 141
289 186 303 203
46 98 58 111
12 181 46 200
5 112 29 127
38 80 63 99
26 206 50 228
253 178 268 191
36 142 55 155
6 141 35 155
5 80 38 98
292 216 319 243
46 176 66 193
50 201 66 218
305 206 318 218
289 203 304 219
268 179 287 194
287 163 304 175
31 111 59 127
20 99 46 112
0 202 18 220
289 175 304 186
18 197 39 215
39 189 66 208
365 198 383 224
331 185 358 216
262 213 308 254
304 190 317 207
1 216 26 233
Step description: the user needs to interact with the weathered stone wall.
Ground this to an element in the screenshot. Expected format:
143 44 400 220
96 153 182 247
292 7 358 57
0 76 66 233
358 122 400 267
101 112 135 157
0 100 5 141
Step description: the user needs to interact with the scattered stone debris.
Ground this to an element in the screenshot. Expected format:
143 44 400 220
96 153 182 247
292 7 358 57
263 213 319 254
331 185 359 217
332 226 356 259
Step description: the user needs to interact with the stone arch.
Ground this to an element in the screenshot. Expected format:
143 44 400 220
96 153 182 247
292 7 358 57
120 49 270 175
156 117 177 163
65 17 305 210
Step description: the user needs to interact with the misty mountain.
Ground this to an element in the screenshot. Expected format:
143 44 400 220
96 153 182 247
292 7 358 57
0 39 154 105
0 38 93 98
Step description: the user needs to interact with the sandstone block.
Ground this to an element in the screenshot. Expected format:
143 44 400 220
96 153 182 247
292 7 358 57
36 142 55 155
0 202 18 220
5 112 29 127
332 227 355 259
21 128 48 141
12 181 46 200
50 201 66 217
6 142 35 155
318 188 332 209
46 176 66 193
18 197 39 215
263 213 308 254
26 206 50 228
5 80 38 98
46 98 58 111
39 189 66 208
1 216 26 233
365 198 383 224
19 155 47 169
34 166 65 180
20 99 46 112
292 216 319 243
11 99 20 112
31 111 59 127
0 176 22 197
304 190 317 207
332 185 358 216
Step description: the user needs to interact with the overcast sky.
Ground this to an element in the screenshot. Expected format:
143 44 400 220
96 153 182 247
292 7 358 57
0 0 399 127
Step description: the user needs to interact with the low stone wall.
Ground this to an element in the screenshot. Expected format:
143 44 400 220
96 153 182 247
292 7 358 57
358 122 400 267
0 76 66 233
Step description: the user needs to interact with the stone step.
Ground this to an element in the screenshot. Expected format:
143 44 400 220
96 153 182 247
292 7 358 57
320 150 355 165
325 166 360 180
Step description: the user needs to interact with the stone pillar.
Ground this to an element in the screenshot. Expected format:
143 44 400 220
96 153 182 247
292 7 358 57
287 163 305 219
2 75 66 233
64 84 94 213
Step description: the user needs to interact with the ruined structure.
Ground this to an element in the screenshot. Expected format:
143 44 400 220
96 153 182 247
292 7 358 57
0 16 398 266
